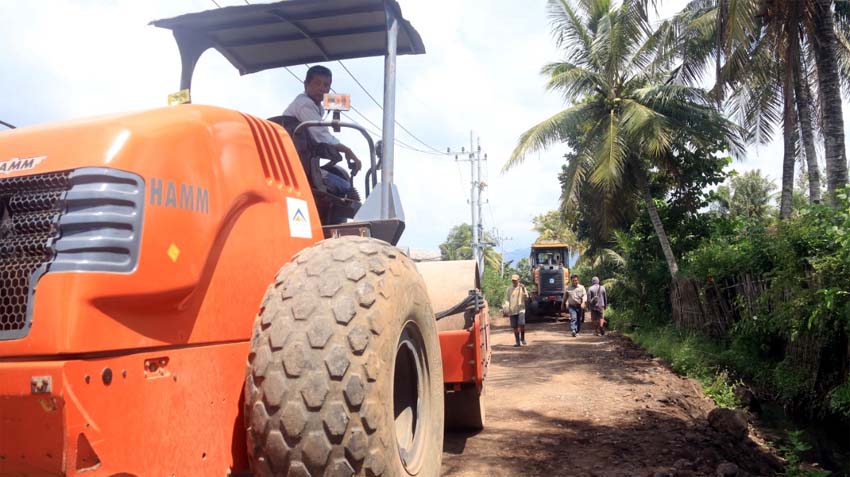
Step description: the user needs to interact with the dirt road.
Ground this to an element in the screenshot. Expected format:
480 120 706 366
440 319 783 477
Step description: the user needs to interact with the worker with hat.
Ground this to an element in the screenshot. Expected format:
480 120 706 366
504 274 530 347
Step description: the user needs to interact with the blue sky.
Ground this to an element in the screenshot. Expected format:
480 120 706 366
0 0 804 254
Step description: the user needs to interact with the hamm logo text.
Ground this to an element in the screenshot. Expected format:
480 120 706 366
0 156 47 175
149 178 209 214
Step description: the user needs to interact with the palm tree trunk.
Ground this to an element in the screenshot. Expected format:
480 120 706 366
781 75 798 219
637 171 679 278
781 17 800 219
812 0 849 204
793 54 822 203
714 0 729 106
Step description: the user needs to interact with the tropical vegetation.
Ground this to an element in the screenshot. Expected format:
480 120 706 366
498 0 850 472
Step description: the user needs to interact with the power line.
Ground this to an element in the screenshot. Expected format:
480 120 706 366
336 60 447 155
487 201 497 233
336 61 383 112
316 64 448 156
287 65 448 156
210 0 222 7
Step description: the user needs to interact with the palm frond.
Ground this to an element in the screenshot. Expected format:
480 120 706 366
600 247 627 268
504 102 600 171
588 109 629 191
620 98 670 158
547 0 595 66
542 61 608 98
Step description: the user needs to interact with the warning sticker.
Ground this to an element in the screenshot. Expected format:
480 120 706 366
286 197 312 239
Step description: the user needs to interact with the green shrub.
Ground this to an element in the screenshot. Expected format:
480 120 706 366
702 371 741 409
828 382 850 418
773 361 816 403
779 431 831 477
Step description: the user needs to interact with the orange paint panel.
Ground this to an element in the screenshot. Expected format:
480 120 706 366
0 342 251 476
0 105 321 357
439 309 491 388
438 329 475 384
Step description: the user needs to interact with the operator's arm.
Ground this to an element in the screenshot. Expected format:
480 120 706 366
334 144 362 175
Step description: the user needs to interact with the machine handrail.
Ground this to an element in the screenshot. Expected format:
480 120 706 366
293 120 378 197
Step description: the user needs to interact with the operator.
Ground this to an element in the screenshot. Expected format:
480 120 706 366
283 65 362 196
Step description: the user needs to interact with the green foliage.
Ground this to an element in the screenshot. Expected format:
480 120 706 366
610 192 850 422
532 210 581 249
683 218 773 282
772 361 817 403
481 265 507 308
703 371 741 409
828 383 850 418
714 169 778 220
439 224 473 261
780 431 832 477
438 223 502 269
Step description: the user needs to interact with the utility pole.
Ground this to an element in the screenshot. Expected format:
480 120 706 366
469 131 479 276
476 136 487 277
450 131 488 280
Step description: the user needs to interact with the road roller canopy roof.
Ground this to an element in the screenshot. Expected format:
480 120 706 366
151 0 425 90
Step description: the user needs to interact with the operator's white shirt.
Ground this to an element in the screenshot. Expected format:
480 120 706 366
283 93 340 146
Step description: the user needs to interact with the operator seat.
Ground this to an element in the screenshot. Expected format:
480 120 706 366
267 115 360 224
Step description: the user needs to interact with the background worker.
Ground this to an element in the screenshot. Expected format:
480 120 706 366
504 274 529 347
562 274 586 337
587 276 608 336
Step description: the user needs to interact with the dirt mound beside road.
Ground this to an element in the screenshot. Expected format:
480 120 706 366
441 320 783 477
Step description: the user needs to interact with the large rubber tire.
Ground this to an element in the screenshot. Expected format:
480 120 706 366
444 385 485 431
245 236 444 477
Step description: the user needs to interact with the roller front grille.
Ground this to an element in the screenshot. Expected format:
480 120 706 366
0 172 71 338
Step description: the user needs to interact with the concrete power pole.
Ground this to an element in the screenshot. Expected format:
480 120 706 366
476 137 487 277
469 131 479 277
451 132 487 280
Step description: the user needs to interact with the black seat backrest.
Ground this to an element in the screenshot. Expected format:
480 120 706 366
267 115 359 224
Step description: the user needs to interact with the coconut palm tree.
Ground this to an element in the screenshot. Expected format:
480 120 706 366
811 0 849 202
672 0 847 207
505 0 742 278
